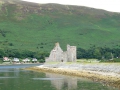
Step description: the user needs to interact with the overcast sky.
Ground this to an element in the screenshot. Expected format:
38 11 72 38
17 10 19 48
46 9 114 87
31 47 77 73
22 0 120 13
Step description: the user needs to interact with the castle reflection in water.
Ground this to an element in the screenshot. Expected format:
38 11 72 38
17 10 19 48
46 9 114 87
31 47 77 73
46 73 77 90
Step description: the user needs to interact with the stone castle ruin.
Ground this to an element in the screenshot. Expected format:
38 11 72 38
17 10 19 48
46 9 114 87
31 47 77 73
45 43 76 62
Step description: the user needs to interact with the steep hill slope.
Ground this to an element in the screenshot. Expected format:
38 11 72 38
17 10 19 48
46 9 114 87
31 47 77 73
0 0 120 52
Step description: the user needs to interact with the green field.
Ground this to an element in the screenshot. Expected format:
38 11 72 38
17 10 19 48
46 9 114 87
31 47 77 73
0 0 120 52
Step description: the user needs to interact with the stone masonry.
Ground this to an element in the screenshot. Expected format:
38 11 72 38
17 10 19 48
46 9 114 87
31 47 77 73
45 43 76 62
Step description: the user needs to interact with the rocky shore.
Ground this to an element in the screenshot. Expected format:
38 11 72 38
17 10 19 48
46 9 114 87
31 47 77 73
26 62 120 89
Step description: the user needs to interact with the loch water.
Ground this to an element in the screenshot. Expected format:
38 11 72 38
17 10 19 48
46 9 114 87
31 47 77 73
0 64 119 90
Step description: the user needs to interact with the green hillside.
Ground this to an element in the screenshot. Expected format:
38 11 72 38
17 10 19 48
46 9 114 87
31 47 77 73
0 0 120 52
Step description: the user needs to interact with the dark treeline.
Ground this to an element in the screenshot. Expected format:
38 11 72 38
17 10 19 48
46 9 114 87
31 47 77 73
0 47 120 62
0 49 49 62
77 47 120 62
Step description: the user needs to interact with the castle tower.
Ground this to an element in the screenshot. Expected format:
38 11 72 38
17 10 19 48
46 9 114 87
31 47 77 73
67 44 76 62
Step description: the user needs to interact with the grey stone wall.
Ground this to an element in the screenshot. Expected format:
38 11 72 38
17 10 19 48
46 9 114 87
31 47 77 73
45 43 76 62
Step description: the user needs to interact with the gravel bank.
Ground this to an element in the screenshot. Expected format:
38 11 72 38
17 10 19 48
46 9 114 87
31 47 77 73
26 62 120 89
43 62 120 74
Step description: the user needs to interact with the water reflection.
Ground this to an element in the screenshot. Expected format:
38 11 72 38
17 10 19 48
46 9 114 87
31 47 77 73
45 73 119 90
0 69 19 77
0 64 119 90
46 73 77 90
0 70 16 72
0 64 41 69
0 77 18 79
32 78 63 80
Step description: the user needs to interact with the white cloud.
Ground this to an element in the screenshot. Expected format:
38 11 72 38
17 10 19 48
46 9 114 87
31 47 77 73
22 0 120 12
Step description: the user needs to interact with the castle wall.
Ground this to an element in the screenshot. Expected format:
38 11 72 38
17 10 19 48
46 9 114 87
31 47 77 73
62 52 67 62
45 43 76 62
67 45 76 62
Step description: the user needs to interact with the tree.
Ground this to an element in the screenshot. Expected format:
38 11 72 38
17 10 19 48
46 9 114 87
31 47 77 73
93 48 102 60
104 52 112 60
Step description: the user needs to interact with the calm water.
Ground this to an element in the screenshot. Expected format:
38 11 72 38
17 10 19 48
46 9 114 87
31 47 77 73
0 64 119 90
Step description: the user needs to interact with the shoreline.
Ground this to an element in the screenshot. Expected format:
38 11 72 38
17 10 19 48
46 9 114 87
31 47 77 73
26 62 120 89
0 63 41 65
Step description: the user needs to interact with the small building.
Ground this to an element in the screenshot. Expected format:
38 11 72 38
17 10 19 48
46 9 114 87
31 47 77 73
22 58 30 63
32 58 37 63
3 57 10 62
45 43 77 62
12 58 20 63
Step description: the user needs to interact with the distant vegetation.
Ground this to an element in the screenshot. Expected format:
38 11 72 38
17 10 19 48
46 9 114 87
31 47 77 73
77 46 120 62
0 47 120 62
0 48 49 62
0 0 120 62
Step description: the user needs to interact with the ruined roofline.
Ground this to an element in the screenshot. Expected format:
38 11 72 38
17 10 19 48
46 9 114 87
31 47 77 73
53 42 60 49
45 42 77 62
69 46 76 47
67 44 76 50
70 46 76 48
67 44 76 47
52 42 58 49
55 42 59 46
52 42 63 52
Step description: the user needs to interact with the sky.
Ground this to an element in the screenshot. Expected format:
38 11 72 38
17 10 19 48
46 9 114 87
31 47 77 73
22 0 120 13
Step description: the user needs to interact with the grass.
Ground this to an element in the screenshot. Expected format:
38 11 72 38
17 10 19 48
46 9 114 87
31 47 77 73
0 2 120 52
77 59 99 63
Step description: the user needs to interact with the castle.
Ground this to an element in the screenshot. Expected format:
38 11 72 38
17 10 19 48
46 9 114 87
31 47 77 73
45 43 76 62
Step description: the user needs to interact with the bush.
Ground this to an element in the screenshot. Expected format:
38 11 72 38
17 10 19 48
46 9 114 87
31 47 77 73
113 58 120 62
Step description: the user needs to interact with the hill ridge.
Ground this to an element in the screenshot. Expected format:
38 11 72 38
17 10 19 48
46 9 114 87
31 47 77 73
0 0 120 51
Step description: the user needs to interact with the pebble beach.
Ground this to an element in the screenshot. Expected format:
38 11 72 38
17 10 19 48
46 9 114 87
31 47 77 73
26 62 120 89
